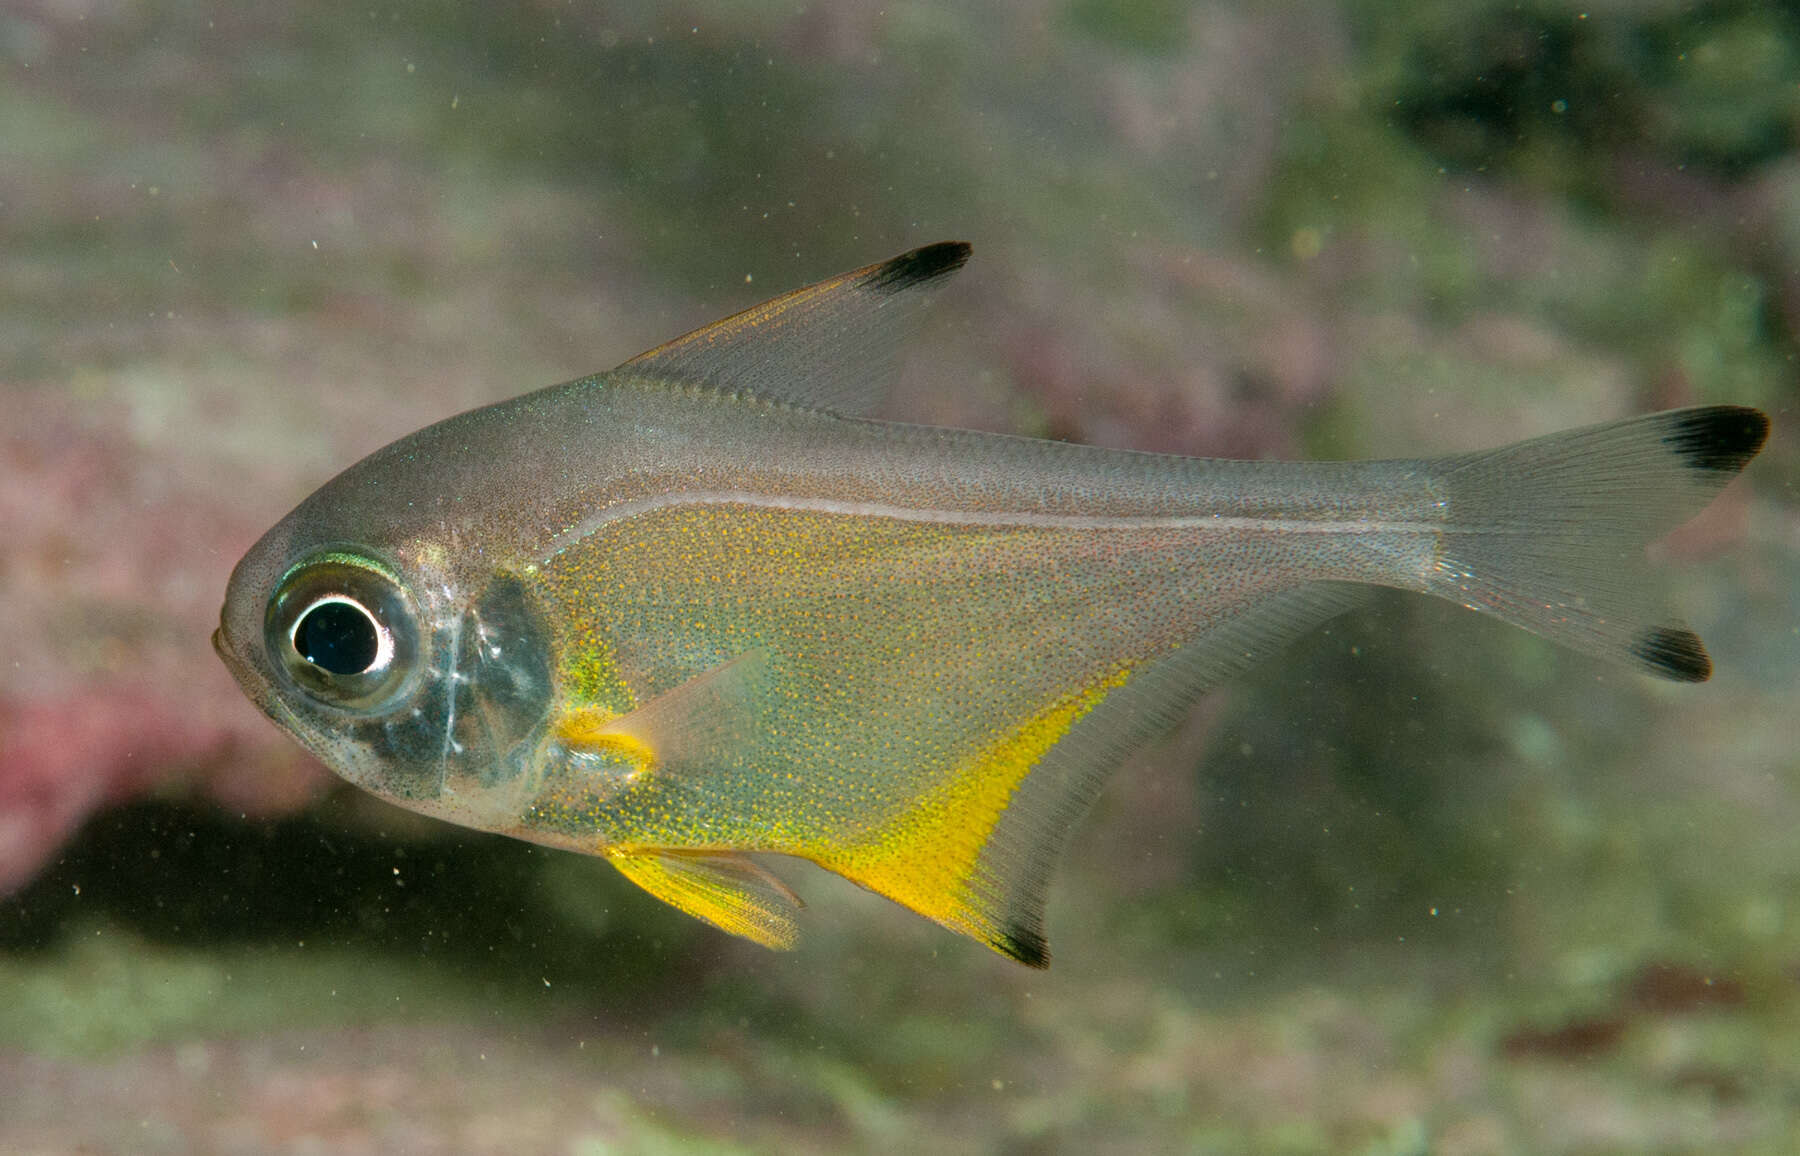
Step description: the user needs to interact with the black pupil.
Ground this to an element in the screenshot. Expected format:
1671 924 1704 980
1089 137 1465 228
294 600 380 675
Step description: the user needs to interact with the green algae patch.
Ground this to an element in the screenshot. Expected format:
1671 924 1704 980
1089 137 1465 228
0 921 519 1059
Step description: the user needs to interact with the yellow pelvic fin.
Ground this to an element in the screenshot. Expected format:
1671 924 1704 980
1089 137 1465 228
606 848 802 951
820 668 1130 966
555 648 770 777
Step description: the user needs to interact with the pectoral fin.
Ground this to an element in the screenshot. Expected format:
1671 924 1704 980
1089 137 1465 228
556 649 770 778
606 849 802 950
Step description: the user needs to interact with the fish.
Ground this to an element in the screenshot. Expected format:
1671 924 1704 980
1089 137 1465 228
214 242 1770 966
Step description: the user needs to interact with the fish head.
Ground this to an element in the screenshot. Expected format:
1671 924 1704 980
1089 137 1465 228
215 490 556 828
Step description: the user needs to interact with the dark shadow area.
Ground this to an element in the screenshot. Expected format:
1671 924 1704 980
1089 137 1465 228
0 797 713 1007
1364 0 1800 181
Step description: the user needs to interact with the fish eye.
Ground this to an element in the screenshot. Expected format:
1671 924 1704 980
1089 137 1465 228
292 596 389 676
266 553 419 712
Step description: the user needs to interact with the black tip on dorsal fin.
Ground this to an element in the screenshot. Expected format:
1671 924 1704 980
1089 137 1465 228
1631 625 1712 682
863 241 972 295
993 920 1050 969
1664 406 1770 474
616 240 975 417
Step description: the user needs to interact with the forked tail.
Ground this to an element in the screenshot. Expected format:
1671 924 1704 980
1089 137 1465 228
1424 406 1768 680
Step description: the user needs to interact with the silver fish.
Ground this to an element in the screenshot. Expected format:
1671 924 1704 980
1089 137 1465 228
215 242 1770 964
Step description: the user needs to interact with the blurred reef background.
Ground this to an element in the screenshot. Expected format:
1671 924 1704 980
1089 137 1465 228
2 1 1797 1152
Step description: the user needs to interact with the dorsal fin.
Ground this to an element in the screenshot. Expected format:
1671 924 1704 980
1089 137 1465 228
617 241 971 416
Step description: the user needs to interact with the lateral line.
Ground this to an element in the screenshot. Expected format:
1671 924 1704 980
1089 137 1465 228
544 490 1441 562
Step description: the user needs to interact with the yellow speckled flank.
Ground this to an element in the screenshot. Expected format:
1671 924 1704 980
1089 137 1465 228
561 636 635 715
823 667 1130 947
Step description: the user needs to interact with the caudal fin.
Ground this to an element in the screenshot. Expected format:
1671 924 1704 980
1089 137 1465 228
1426 406 1768 681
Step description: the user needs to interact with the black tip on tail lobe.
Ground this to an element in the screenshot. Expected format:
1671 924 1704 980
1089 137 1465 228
1634 406 1766 682
864 241 972 294
1664 406 1770 474
994 921 1050 969
1631 626 1713 682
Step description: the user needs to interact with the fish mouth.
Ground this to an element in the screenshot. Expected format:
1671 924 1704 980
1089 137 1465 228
212 621 249 683
214 616 317 752
213 618 274 710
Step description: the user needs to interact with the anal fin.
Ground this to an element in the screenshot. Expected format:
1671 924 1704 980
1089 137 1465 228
606 848 803 950
819 583 1369 968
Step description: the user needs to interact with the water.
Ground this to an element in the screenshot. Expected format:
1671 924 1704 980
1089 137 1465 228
2 2 1796 1151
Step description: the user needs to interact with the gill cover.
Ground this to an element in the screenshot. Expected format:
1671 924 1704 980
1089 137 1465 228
256 552 557 805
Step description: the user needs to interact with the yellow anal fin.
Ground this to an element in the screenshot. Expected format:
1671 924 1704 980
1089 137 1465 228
606 848 802 951
819 668 1130 968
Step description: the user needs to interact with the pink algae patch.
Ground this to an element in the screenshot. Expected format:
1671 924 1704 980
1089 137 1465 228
0 387 327 895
